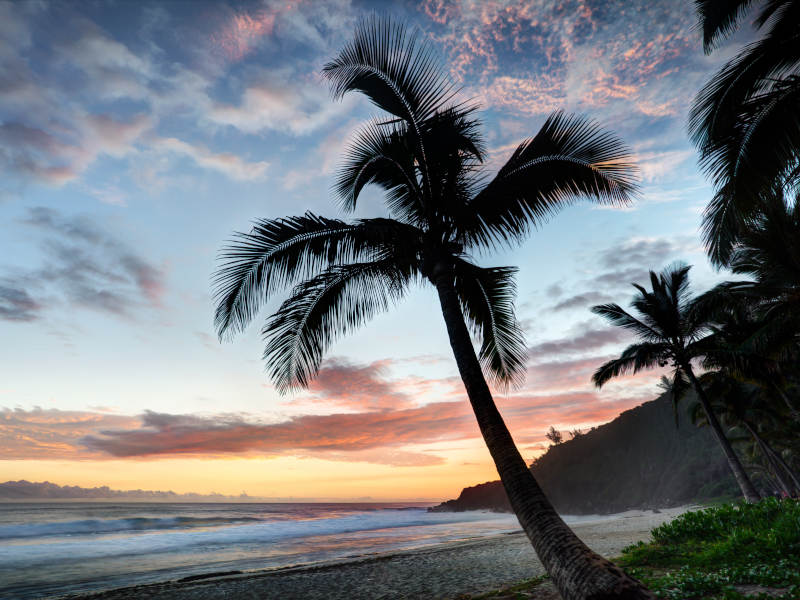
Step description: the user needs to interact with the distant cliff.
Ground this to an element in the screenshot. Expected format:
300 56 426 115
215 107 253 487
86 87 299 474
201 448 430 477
0 480 248 502
431 394 738 514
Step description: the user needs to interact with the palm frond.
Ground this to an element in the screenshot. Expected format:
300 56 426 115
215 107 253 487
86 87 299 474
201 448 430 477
334 119 423 223
322 15 456 128
592 342 669 388
263 259 417 393
701 183 750 267
465 112 638 249
213 214 421 339
453 260 526 389
591 302 664 342
694 0 759 53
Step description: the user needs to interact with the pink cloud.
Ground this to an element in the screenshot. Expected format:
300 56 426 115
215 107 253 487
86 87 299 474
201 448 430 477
295 358 416 411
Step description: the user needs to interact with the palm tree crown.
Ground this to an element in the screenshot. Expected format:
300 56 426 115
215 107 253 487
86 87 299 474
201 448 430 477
214 16 638 393
591 264 703 390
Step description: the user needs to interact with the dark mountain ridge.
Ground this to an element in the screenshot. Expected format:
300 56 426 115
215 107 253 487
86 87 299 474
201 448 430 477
432 394 738 514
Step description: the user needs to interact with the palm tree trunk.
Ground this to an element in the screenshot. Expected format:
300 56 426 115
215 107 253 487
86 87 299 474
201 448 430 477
744 420 800 494
771 382 800 422
768 445 800 494
435 276 653 600
683 366 761 502
742 420 794 495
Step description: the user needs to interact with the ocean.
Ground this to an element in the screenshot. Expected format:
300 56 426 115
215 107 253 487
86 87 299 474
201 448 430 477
0 502 614 599
0 502 518 598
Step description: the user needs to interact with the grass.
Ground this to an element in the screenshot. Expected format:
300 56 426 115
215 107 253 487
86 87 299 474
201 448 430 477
619 498 800 599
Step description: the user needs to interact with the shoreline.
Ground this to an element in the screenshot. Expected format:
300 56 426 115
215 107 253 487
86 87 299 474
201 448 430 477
55 506 693 600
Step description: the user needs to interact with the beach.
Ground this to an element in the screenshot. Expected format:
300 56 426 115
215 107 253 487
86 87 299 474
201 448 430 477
59 506 691 600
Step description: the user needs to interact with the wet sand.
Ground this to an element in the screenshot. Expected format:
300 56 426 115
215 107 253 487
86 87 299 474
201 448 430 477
59 506 691 600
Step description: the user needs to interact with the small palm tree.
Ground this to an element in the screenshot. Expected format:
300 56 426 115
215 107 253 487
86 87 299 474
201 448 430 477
591 264 761 502
689 0 800 265
213 17 650 600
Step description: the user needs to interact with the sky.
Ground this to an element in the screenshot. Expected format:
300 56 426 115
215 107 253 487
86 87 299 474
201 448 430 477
0 0 757 501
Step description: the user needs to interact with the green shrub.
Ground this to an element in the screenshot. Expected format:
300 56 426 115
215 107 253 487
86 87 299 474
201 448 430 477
619 499 800 599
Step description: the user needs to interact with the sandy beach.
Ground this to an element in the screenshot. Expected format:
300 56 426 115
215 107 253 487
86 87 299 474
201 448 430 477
59 506 691 600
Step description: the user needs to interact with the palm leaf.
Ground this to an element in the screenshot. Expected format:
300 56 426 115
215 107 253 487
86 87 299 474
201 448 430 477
591 303 664 343
592 342 669 388
322 15 456 125
694 0 759 53
698 76 800 265
213 215 421 338
453 260 526 389
334 119 424 223
465 112 638 249
263 259 416 393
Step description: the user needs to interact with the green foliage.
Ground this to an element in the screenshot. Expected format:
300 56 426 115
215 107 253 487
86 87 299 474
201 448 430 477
620 499 800 599
432 394 739 515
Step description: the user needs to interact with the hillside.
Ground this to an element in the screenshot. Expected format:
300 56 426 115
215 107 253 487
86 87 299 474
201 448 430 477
432 394 739 514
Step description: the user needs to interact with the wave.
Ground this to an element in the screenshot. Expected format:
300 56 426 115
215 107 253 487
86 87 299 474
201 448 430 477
0 516 265 539
0 509 519 566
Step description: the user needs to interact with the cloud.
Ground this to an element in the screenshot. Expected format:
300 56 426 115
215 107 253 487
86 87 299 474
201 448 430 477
528 327 628 361
597 236 696 271
2 207 166 319
298 358 415 411
4 369 651 465
634 149 694 183
151 137 269 181
0 407 138 458
418 0 748 136
551 291 614 312
0 283 41 322
0 4 351 191
208 77 355 137
79 407 472 465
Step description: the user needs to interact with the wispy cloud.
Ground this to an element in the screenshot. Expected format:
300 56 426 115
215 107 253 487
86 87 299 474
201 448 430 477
0 207 166 321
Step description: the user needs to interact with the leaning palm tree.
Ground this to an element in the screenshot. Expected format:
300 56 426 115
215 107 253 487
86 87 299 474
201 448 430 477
591 264 761 502
691 372 800 496
213 16 650 600
689 0 800 265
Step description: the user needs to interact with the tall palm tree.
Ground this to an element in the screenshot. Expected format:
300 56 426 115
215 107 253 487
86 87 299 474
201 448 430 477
213 17 650 600
591 264 761 502
689 0 800 265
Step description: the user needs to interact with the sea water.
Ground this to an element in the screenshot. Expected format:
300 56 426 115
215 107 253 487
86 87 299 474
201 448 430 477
0 502 616 599
0 502 518 598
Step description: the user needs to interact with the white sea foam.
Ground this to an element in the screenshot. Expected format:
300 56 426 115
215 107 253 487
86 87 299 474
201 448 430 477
0 509 519 567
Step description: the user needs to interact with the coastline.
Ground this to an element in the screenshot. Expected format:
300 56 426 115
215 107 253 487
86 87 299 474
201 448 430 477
56 506 693 600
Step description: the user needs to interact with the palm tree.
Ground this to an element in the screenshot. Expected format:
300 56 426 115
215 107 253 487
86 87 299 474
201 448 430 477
691 373 800 496
689 0 800 265
213 17 650 600
591 264 761 502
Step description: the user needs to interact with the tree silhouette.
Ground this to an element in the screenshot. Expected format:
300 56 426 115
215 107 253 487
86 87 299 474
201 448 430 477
690 0 800 265
592 264 760 502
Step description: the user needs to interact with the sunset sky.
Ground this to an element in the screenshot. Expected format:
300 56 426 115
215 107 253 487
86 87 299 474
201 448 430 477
0 0 756 501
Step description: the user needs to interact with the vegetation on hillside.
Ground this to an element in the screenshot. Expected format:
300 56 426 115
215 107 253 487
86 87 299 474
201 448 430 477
431 394 737 515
